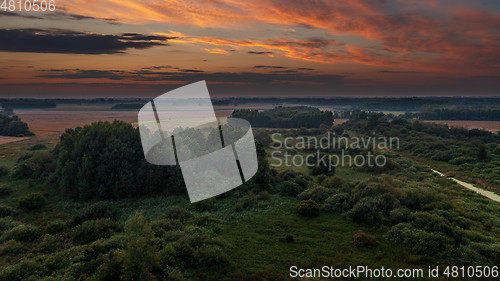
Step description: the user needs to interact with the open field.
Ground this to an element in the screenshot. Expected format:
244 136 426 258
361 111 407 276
0 136 30 145
14 105 236 135
15 107 138 135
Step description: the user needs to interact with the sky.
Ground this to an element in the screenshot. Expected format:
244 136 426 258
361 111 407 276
0 0 499 98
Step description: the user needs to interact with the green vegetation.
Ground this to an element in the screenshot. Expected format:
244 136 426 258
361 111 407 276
52 121 184 200
18 193 46 211
296 199 320 217
343 111 500 191
0 107 498 280
232 106 333 128
420 107 499 121
0 114 34 137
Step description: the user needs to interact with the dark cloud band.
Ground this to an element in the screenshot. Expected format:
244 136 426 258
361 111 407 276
0 29 175 54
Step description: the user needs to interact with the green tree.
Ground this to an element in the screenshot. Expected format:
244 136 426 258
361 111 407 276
119 213 159 281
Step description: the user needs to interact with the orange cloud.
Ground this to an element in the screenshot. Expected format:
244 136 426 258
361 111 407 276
55 0 500 75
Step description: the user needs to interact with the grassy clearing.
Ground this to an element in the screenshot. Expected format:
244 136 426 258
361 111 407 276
218 196 430 276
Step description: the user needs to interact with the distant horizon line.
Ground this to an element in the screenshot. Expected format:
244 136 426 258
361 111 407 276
1 96 500 100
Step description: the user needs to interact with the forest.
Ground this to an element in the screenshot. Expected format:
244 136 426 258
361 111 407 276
232 106 333 128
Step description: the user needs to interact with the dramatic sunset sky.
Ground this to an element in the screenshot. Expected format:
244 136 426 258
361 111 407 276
0 0 499 97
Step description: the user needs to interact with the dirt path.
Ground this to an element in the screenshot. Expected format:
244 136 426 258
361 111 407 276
431 169 500 203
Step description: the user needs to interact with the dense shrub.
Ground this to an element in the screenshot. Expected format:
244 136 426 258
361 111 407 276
0 224 41 242
0 186 12 197
280 181 304 196
353 230 378 247
27 144 47 151
52 121 184 200
170 234 229 267
74 201 117 224
0 217 19 234
12 151 55 180
0 239 25 255
39 234 59 253
0 166 9 177
0 205 15 217
389 208 411 225
321 193 350 213
0 259 41 281
166 206 192 222
294 174 312 189
18 193 46 211
345 195 398 224
309 158 335 176
296 200 320 217
46 220 67 234
321 176 349 191
72 218 118 244
449 156 475 165
297 186 337 203
385 223 455 256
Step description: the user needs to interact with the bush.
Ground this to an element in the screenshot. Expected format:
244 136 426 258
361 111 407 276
322 193 350 213
0 166 9 177
171 234 228 267
296 200 320 217
46 220 67 234
321 176 349 191
297 186 337 203
12 151 55 180
18 193 46 211
449 156 475 165
345 197 386 224
74 201 117 224
385 223 455 256
0 259 41 281
27 144 47 151
389 208 411 225
353 230 378 247
0 205 15 217
0 186 12 197
0 217 19 234
280 181 305 196
294 174 312 189
0 239 25 255
72 218 117 244
0 224 41 242
166 206 192 222
39 234 59 253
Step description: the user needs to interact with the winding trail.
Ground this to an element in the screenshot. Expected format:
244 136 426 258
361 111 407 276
431 169 500 203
